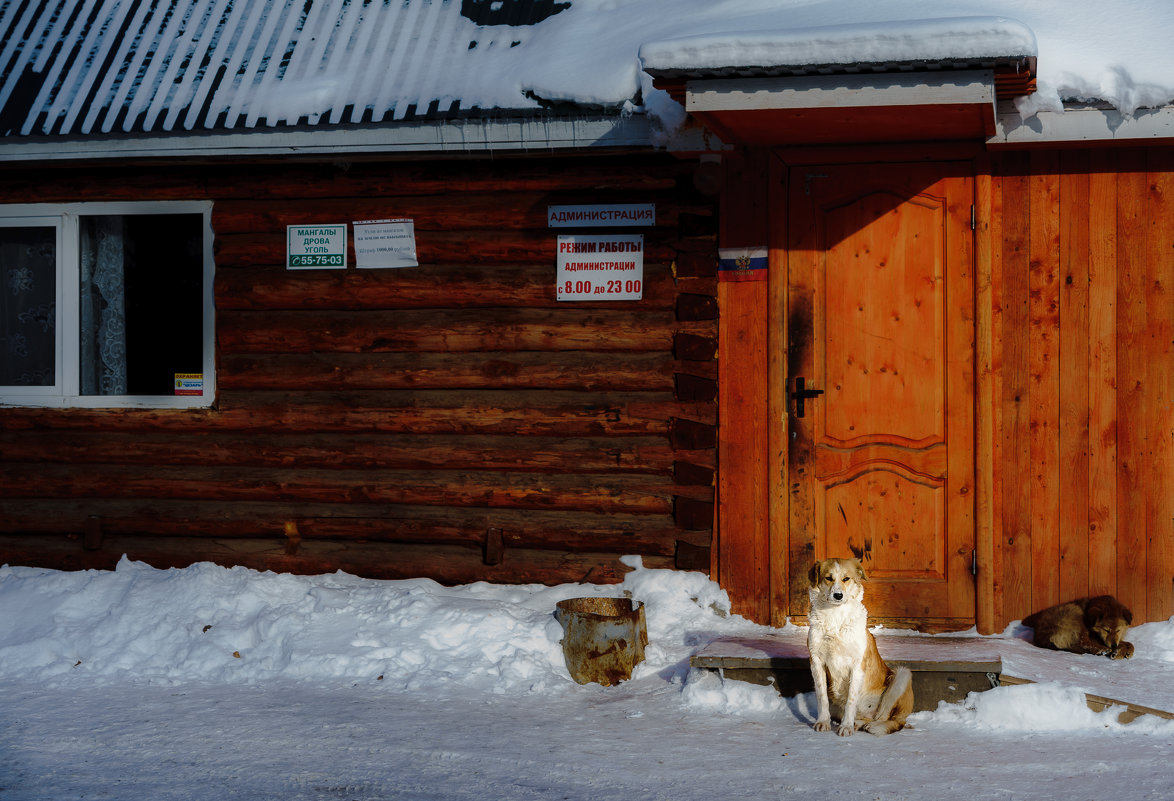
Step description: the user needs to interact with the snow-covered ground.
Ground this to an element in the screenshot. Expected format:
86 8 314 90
1 556 1171 800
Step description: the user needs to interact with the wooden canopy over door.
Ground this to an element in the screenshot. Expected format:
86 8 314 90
776 160 977 629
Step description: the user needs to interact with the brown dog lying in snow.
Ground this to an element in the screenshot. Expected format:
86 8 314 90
1022 595 1135 659
806 557 913 736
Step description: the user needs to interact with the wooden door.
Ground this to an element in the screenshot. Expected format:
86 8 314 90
782 162 975 628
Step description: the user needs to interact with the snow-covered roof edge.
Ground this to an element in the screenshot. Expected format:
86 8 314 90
0 0 617 139
2 1 1172 161
0 113 659 163
639 17 1037 77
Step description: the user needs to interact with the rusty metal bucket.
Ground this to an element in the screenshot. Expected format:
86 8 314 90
555 597 648 687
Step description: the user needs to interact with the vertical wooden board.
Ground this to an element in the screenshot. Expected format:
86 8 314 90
717 281 769 622
945 173 977 620
785 166 819 619
1116 153 1148 620
999 153 1033 621
1145 149 1174 621
767 155 791 626
1059 152 1091 601
717 151 771 623
721 150 771 244
975 162 1000 632
1028 153 1061 611
1087 152 1119 597
788 212 817 615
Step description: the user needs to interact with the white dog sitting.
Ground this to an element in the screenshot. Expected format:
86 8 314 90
806 557 913 736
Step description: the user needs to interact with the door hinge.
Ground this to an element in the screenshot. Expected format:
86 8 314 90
971 205 976 231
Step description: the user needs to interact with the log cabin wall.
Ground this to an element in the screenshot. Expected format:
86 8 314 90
0 152 719 586
987 147 1173 628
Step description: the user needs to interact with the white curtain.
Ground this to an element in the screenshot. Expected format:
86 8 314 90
79 217 127 395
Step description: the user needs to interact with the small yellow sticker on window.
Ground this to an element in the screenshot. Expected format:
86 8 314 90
174 373 203 395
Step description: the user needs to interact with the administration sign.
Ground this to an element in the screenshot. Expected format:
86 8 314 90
556 234 643 301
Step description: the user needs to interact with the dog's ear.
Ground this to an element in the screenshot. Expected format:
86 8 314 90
854 560 868 582
1122 604 1133 625
808 561 822 587
1080 591 1098 624
1084 596 1106 626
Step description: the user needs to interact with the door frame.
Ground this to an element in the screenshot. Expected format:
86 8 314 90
772 157 979 629
718 147 995 632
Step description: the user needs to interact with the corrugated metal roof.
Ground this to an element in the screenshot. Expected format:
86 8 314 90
0 0 577 137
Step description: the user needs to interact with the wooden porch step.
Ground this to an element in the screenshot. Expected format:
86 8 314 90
690 632 1174 722
691 633 1001 712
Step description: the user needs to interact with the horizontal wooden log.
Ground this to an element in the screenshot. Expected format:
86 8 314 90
0 168 209 203
0 390 698 435
673 333 718 361
0 156 696 203
675 361 720 382
674 541 712 571
0 463 716 514
2 431 683 474
217 351 678 391
211 193 700 234
677 293 719 320
214 229 687 269
672 274 719 298
674 249 718 278
626 398 716 425
218 308 707 354
0 533 673 586
213 260 680 309
674 462 716 486
202 156 694 199
669 418 718 450
678 211 718 238
674 497 716 531
675 374 719 402
0 499 710 551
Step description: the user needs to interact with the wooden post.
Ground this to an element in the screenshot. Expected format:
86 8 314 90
974 160 997 634
716 150 771 623
484 527 504 566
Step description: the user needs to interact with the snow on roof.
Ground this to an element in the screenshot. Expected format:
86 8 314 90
638 17 1038 77
0 0 1172 140
0 0 585 137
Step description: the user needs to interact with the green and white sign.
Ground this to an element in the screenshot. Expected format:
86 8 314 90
287 224 347 269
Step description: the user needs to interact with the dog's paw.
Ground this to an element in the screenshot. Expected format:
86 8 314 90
813 719 833 733
836 723 855 737
1112 642 1135 659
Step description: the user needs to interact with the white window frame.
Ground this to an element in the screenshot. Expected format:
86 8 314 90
0 201 215 408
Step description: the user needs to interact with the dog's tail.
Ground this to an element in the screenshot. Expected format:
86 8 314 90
863 666 912 736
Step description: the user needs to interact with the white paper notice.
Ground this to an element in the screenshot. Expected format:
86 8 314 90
354 218 418 268
556 234 643 301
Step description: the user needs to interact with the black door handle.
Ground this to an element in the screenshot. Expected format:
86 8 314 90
790 376 824 418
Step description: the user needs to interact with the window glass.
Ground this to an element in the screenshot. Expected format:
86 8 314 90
0 203 212 408
1 225 56 387
79 214 204 396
